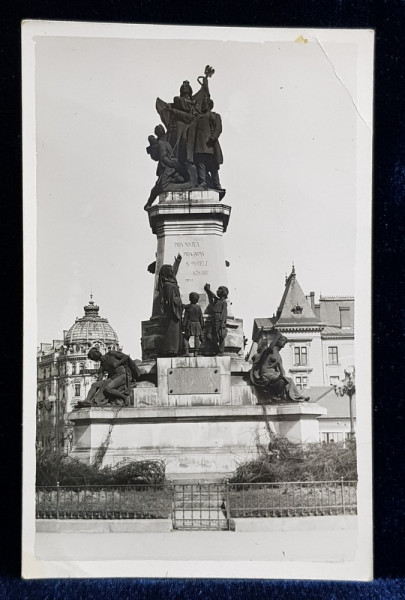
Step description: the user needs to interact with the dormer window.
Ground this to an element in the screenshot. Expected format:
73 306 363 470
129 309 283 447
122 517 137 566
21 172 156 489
291 304 303 314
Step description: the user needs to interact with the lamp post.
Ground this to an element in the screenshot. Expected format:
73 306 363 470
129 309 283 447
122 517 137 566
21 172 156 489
47 393 58 451
333 365 356 440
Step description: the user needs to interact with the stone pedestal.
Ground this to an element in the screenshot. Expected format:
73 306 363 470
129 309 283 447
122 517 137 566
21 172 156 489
69 356 327 478
69 403 326 478
141 190 244 359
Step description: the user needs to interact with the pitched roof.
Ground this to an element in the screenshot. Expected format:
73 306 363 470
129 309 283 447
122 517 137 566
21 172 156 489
252 317 276 340
322 326 354 339
275 267 321 326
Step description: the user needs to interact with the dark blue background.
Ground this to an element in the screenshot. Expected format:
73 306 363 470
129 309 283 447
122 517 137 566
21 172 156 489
2 1 405 597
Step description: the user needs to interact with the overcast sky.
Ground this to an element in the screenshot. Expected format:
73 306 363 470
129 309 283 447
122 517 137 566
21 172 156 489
32 25 371 356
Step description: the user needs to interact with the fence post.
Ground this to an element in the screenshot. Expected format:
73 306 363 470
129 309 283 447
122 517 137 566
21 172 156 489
225 479 231 530
56 481 60 520
170 480 175 526
340 477 345 515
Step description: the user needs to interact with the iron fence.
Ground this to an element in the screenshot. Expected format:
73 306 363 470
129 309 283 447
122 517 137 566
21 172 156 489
36 479 357 521
36 484 172 519
228 479 357 517
172 482 230 530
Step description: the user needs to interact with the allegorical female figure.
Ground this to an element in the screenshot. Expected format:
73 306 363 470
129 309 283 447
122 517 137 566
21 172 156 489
155 66 217 175
250 331 310 402
157 255 183 356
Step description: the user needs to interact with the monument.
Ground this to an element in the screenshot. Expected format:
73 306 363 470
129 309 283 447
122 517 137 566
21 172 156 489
69 67 326 478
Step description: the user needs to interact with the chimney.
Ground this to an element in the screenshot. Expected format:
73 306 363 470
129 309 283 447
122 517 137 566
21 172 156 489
309 291 315 310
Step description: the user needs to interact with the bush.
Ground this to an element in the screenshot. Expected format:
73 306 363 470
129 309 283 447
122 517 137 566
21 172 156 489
229 437 357 484
109 460 165 485
36 448 166 487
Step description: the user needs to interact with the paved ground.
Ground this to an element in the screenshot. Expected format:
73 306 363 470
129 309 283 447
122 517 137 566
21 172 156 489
35 527 357 564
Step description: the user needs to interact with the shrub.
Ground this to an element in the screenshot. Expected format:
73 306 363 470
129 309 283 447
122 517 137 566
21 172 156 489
109 460 165 485
229 437 357 484
36 448 166 487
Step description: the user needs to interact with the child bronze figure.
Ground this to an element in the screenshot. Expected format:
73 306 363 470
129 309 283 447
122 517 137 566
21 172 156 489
204 283 228 356
183 292 205 356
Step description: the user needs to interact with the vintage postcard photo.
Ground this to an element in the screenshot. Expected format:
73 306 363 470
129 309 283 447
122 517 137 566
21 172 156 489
22 22 373 580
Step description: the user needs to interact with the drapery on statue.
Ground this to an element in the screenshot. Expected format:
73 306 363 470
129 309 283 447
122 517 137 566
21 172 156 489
157 253 183 356
145 66 225 208
250 330 310 403
144 125 197 210
81 349 141 407
203 283 228 356
190 97 223 190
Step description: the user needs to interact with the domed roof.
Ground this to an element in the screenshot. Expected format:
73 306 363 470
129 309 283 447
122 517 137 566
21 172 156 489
64 296 119 347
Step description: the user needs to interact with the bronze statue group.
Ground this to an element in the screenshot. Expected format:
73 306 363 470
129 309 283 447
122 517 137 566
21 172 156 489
144 65 225 210
77 267 229 409
157 254 228 359
79 269 309 408
77 67 310 409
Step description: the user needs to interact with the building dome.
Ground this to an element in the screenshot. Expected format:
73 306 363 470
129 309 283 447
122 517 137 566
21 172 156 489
64 296 120 349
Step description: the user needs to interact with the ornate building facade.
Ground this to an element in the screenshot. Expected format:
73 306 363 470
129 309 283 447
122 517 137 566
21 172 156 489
250 267 355 441
36 297 121 450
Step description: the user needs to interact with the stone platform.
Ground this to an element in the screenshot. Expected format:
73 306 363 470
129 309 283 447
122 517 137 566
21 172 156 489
69 355 326 477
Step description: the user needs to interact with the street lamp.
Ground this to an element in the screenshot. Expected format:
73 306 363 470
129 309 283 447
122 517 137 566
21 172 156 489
333 365 356 439
47 394 58 451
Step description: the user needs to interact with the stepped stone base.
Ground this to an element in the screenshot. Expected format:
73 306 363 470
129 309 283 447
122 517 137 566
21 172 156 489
69 401 326 478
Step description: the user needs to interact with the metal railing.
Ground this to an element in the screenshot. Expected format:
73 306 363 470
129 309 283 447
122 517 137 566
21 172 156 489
228 479 357 517
172 482 229 530
36 479 357 521
36 484 172 519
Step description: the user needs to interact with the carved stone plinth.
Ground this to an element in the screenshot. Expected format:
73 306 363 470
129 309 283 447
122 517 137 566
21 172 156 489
69 402 327 477
141 189 244 359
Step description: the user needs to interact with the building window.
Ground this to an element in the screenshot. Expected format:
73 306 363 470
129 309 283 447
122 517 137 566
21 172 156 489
75 384 81 397
79 362 85 374
330 375 340 386
294 346 308 366
296 375 308 390
340 307 350 327
328 346 339 364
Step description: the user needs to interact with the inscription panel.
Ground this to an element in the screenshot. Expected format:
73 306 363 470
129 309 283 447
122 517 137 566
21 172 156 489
174 240 209 281
167 367 221 395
